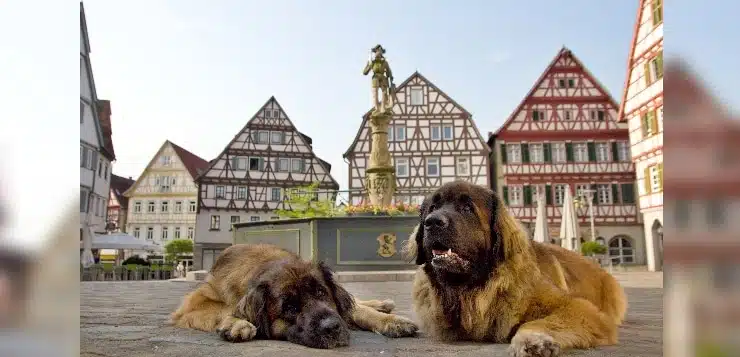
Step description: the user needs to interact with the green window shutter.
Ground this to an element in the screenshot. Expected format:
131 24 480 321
641 114 650 138
621 183 635 204
565 143 574 162
521 143 530 163
655 52 664 79
500 144 508 164
532 111 539 122
587 142 596 162
502 186 509 205
611 184 620 204
649 110 659 135
611 142 619 162
644 167 652 194
657 163 663 191
523 186 533 206
598 111 605 121
644 62 652 86
545 185 553 205
543 143 552 163
591 184 598 205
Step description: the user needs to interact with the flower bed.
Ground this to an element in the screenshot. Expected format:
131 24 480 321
343 202 420 217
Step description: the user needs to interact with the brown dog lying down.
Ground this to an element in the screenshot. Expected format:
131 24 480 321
403 181 627 357
171 243 418 349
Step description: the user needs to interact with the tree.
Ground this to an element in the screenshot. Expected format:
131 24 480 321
164 239 193 263
580 241 607 256
274 182 340 219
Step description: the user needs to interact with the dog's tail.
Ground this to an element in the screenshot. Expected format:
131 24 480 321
599 272 628 326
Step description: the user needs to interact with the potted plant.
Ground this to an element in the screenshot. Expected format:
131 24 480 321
580 241 607 264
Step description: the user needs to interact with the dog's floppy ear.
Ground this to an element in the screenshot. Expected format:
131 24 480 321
490 190 530 260
414 199 429 265
318 261 355 320
238 280 272 339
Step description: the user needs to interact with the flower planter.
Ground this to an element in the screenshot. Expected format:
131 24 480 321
348 212 390 217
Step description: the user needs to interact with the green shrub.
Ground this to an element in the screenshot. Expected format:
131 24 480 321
122 255 149 266
581 241 607 256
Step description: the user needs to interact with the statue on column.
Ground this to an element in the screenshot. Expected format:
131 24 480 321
363 44 396 114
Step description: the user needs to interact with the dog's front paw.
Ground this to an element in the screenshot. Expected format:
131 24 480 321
377 314 418 338
508 331 560 357
216 316 257 343
377 299 396 314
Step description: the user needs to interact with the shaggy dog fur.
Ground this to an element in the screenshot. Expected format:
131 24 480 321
171 243 418 349
403 181 627 357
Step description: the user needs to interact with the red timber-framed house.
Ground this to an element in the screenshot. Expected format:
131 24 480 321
617 0 664 272
343 72 490 205
193 97 339 270
488 47 645 266
106 174 135 233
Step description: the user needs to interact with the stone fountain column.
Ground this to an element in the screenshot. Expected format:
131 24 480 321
365 111 396 207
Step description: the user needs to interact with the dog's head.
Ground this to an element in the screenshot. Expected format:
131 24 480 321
411 181 530 287
237 259 355 349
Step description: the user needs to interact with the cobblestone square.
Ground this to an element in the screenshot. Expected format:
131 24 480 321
81 273 663 357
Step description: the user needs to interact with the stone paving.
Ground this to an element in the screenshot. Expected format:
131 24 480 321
81 273 663 357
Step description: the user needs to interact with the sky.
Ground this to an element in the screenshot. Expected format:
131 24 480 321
0 0 739 249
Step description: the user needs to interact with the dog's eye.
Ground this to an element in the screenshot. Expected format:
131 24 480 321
284 302 299 315
460 201 474 213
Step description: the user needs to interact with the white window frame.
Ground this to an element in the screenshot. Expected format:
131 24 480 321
215 185 225 198
161 201 169 213
442 125 454 140
554 184 566 206
258 131 269 144
509 186 523 206
596 142 609 162
271 188 281 201
237 186 247 200
134 201 142 213
270 131 283 145
146 227 154 240
426 157 440 177
506 144 522 163
161 155 172 166
552 143 567 163
187 227 194 239
395 157 409 177
189 201 197 212
174 201 183 213
161 227 169 241
456 157 470 176
147 201 155 213
410 88 423 106
174 227 181 239
575 184 590 199
278 158 289 172
574 143 588 162
291 158 304 173
617 141 631 161
210 215 220 230
529 143 544 163
392 125 406 141
430 125 441 141
133 227 141 239
597 184 612 204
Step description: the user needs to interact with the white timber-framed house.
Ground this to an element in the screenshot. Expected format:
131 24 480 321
80 2 115 245
194 97 339 270
123 141 210 253
343 72 491 205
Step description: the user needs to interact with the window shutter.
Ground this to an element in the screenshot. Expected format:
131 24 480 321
281 132 287 144
644 167 652 194
502 186 509 205
258 158 265 171
611 184 620 204
250 131 258 143
657 163 663 191
521 143 530 163
545 185 553 205
500 144 508 164
532 111 539 122
524 185 533 206
641 114 650 138
644 62 652 86
621 183 635 204
598 111 605 121
299 159 306 173
91 151 98 171
230 157 238 170
655 52 664 79
587 142 596 162
565 143 574 162
590 184 598 205
611 142 619 162
649 110 659 135
543 143 552 163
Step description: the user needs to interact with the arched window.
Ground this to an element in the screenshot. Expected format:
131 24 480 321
608 236 634 264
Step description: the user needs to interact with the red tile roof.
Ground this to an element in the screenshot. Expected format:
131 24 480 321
96 99 116 161
169 141 210 179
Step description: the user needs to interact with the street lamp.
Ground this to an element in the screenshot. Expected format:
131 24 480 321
573 188 596 243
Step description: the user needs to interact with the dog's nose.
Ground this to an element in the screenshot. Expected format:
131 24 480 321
319 316 341 334
424 211 448 229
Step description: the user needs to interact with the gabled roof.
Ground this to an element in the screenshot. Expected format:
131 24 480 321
493 46 621 135
343 71 477 158
96 99 116 161
80 1 106 154
109 174 135 208
617 0 649 122
194 96 339 189
123 140 209 197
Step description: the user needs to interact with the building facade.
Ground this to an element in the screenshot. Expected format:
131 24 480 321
617 0 664 271
123 141 209 249
489 47 644 265
107 174 135 233
344 72 490 205
194 97 339 270
80 2 115 242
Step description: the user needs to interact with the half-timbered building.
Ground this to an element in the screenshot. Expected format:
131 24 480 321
488 47 645 265
343 72 490 205
107 174 135 233
617 0 663 271
194 97 339 270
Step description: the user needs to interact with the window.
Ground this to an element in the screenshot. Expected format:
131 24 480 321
210 215 220 230
395 158 409 177
264 110 271 118
575 184 590 199
159 176 174 192
237 186 247 200
146 227 154 240
175 201 183 213
189 201 197 212
249 157 263 171
558 79 566 88
134 201 142 213
552 143 566 163
270 131 284 145
215 186 225 198
563 111 572 121
273 109 279 118
609 236 634 264
529 144 544 163
161 156 172 166
617 141 630 161
644 52 664 85
271 188 281 201
532 110 545 121
80 100 86 123
574 143 588 162
187 227 194 239
230 215 240 230
276 158 289 172
390 126 406 141
80 189 88 212
430 125 441 140
596 142 609 161
649 165 662 192
250 216 261 222
98 158 103 177
442 125 453 140
597 184 612 204
426 158 440 177
508 186 523 206
506 144 522 163
133 227 141 238
456 157 470 176
410 88 423 105
161 227 169 241
651 0 663 26
231 156 248 171
641 109 659 138
161 201 169 212
554 184 567 206
568 79 575 88
258 131 269 144
706 200 726 227
291 158 304 173
104 163 108 180
147 201 156 213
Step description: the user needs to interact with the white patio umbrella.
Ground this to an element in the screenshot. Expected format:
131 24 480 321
80 232 163 251
80 224 96 268
559 185 581 252
532 186 550 243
